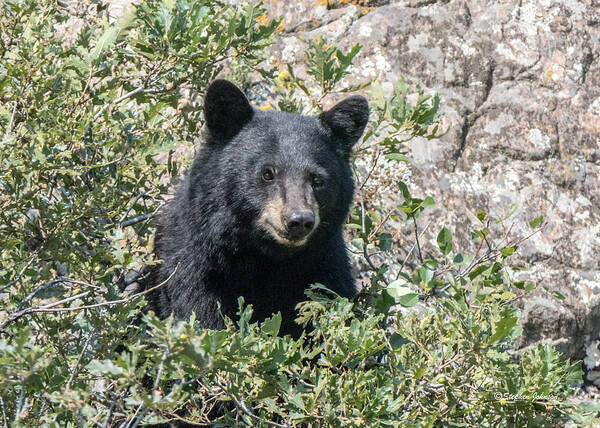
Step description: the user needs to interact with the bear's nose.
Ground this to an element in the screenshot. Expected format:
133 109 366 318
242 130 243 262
285 211 315 239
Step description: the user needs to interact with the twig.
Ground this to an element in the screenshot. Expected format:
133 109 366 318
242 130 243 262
168 409 214 426
0 253 37 293
128 408 147 428
66 332 94 390
93 86 146 121
0 264 179 332
94 74 165 122
154 348 169 390
38 291 92 310
119 192 148 223
14 381 25 424
368 208 395 241
359 149 382 190
123 404 144 428
2 101 16 143
120 212 155 228
413 217 423 264
398 220 432 276
103 396 117 428
17 277 99 311
437 222 548 293
0 396 7 428
358 182 366 235
127 348 168 427
283 369 316 389
120 202 163 228
364 246 388 286
214 381 287 428
357 184 389 284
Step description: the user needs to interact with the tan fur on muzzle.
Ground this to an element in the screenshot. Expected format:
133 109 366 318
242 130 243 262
258 196 320 247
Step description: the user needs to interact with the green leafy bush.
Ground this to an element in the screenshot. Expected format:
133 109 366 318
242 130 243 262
0 1 593 426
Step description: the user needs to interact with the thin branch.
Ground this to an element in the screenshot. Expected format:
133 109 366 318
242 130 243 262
123 404 144 428
0 396 7 428
358 182 366 235
413 217 423 264
0 264 179 332
14 381 25 424
2 101 17 142
214 381 287 428
436 223 548 294
359 149 382 190
0 253 37 293
127 348 168 427
17 277 100 311
398 220 432 276
154 348 169 390
368 208 395 241
39 291 92 310
119 192 149 223
93 86 146 121
66 332 94 390
128 408 147 428
364 246 388 286
357 184 389 284
94 73 166 122
120 202 163 228
120 212 155 228
103 397 117 428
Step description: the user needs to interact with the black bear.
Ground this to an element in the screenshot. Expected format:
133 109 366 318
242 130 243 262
146 80 369 337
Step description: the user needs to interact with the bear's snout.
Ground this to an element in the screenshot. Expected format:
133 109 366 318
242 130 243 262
285 211 315 239
257 195 320 247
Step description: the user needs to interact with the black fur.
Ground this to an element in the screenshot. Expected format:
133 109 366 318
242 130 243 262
146 80 369 337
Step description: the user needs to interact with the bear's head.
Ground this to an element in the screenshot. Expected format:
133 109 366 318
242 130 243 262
201 79 369 255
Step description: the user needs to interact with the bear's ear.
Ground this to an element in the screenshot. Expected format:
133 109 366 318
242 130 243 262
319 95 369 156
204 79 254 141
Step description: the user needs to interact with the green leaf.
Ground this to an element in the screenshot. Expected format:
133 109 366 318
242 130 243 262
377 232 393 252
374 289 395 315
453 253 472 266
397 180 412 201
344 223 362 229
336 43 361 66
398 293 419 307
468 264 489 280
261 312 282 336
544 286 565 300
471 227 489 239
87 359 125 376
92 26 119 60
387 281 420 306
500 247 517 257
436 227 452 256
287 392 305 411
418 267 433 285
421 196 435 208
385 153 409 162
351 237 364 250
488 312 519 344
529 215 544 228
390 333 409 349
386 280 410 298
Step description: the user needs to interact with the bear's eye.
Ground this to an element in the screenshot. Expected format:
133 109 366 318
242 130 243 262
262 167 275 182
311 175 324 187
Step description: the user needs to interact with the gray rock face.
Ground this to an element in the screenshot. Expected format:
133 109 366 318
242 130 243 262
260 0 600 380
